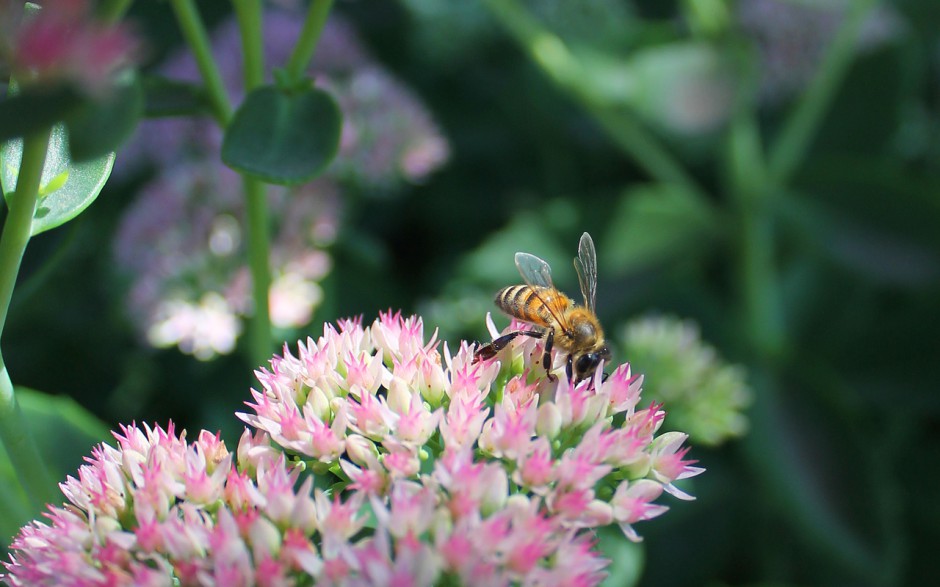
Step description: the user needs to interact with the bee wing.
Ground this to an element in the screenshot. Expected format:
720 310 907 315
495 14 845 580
515 251 571 331
574 232 598 312
515 252 555 289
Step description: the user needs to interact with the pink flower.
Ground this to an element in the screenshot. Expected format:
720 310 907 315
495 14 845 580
513 437 556 493
478 397 538 460
5 312 705 585
611 480 670 542
3 423 326 586
439 392 488 451
9 0 138 95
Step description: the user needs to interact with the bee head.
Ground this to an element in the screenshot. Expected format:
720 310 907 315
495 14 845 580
573 344 611 381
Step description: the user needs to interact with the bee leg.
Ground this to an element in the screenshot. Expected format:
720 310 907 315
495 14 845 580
565 354 574 382
542 329 557 382
473 330 544 362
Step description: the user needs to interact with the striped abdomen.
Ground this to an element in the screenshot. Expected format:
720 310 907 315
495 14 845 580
494 285 572 328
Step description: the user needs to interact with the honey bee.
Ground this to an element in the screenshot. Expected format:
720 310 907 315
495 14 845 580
474 232 611 382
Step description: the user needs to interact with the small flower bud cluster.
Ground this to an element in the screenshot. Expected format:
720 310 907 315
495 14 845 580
620 315 752 446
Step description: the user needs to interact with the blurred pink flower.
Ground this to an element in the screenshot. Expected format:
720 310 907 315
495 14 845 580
6 0 138 94
4 312 703 585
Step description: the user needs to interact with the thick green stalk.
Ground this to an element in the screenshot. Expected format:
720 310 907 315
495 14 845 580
96 0 133 23
728 114 784 359
0 129 58 509
481 0 706 201
233 0 265 90
242 177 272 366
169 0 233 124
285 0 335 84
171 0 273 364
768 0 879 185
233 0 274 365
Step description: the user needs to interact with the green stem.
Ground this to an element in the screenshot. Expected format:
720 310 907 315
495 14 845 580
285 0 335 84
233 0 265 91
768 0 878 185
482 0 705 200
169 0 233 124
728 114 784 359
0 129 59 509
95 0 133 23
232 0 273 366
243 177 272 366
170 0 273 364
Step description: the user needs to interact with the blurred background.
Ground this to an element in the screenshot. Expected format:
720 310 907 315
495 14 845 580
3 0 939 585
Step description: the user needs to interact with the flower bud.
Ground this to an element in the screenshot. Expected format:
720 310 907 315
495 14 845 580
306 386 332 421
536 403 562 439
345 434 378 467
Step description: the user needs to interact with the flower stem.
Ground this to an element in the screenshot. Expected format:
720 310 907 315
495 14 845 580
95 0 133 23
171 0 274 364
0 129 59 509
168 0 233 124
243 177 272 366
233 0 265 91
285 0 335 85
233 0 274 365
727 114 784 359
767 0 878 185
481 0 706 201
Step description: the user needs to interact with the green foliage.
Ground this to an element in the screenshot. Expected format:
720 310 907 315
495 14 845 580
0 84 80 144
222 84 342 185
597 526 645 587
0 388 111 545
602 184 721 276
64 72 144 163
1 123 114 236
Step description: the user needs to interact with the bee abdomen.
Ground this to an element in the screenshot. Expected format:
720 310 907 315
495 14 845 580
495 285 564 325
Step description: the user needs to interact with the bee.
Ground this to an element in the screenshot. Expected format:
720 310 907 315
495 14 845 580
474 232 611 382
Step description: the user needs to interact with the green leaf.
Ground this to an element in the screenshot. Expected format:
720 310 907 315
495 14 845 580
13 387 112 475
222 85 342 185
64 70 144 162
459 213 573 287
0 83 81 143
0 457 31 545
0 388 111 543
1 123 114 236
601 184 721 275
598 526 645 587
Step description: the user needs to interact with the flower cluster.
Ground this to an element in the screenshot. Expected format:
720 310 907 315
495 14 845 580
3 312 702 586
619 315 751 446
3 424 324 586
113 5 449 359
2 0 138 95
113 165 337 360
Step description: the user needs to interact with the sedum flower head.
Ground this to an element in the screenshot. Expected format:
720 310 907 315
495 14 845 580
4 312 703 586
620 315 752 446
3 0 138 95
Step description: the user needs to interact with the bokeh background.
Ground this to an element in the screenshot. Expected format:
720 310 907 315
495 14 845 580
3 0 939 585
